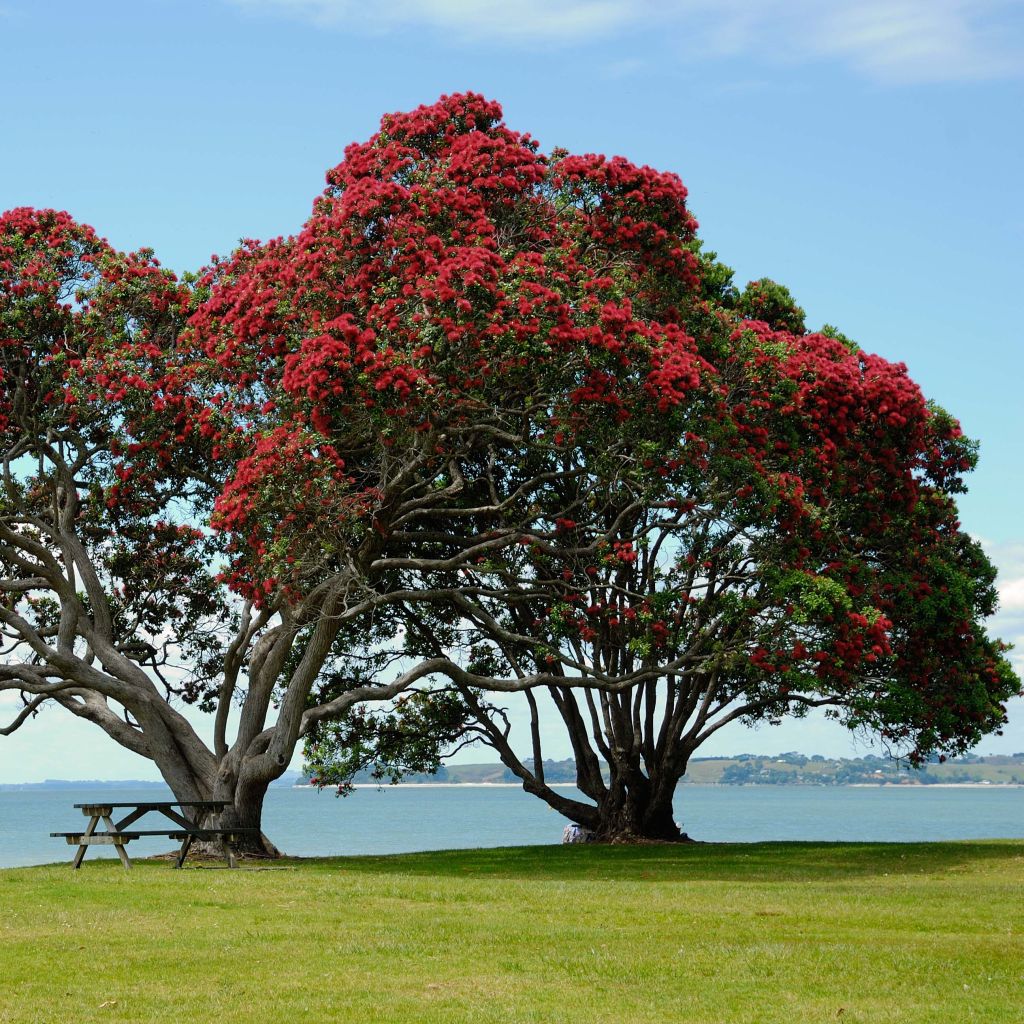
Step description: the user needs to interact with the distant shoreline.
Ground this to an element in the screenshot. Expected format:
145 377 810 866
294 781 1024 790
3 780 1020 793
846 782 1024 789
296 782 582 789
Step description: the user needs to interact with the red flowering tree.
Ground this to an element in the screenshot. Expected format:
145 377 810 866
0 208 463 854
275 94 1018 841
169 92 734 838
4 94 1016 849
0 208 231 808
341 308 1020 841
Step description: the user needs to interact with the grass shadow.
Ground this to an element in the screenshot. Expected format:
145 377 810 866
290 839 1024 883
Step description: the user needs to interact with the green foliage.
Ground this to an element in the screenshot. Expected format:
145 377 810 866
820 323 859 353
691 243 738 305
736 277 807 333
304 689 477 793
772 569 854 624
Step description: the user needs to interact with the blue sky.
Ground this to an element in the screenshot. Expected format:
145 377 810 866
1 0 1022 779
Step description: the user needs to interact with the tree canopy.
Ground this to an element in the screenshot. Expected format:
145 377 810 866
1 94 1018 846
0 208 220 744
287 94 1018 839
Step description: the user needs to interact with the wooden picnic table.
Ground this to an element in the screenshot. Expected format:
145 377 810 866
50 800 255 870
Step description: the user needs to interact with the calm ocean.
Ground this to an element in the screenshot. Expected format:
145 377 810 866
2 783 1022 869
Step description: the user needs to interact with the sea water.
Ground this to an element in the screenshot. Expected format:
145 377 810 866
1 783 1022 868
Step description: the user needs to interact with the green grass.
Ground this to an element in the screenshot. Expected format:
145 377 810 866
2 842 1022 1023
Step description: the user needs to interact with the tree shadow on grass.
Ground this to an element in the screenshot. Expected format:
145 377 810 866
292 840 1024 883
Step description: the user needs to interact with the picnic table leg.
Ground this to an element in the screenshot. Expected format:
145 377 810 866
102 815 132 870
220 836 238 869
175 834 193 869
72 814 100 869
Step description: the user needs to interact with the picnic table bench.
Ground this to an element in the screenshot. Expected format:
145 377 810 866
51 801 257 869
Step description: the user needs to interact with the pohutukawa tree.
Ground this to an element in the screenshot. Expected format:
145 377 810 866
368 301 1021 841
3 95 1018 848
0 208 231 814
294 94 1020 841
1 95 721 848
0 216 459 858
0 207 475 854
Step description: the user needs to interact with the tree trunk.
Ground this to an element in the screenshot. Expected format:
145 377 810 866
593 769 682 842
217 768 281 857
502 760 686 843
146 744 281 859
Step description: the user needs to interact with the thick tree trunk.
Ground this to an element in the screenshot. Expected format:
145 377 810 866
217 768 281 857
593 769 682 842
594 789 681 842
147 743 281 859
503 759 687 843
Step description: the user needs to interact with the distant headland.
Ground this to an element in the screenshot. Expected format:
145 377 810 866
4 752 1022 791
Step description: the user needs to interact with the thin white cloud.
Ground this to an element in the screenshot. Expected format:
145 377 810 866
226 0 1023 82
810 0 1023 82
229 0 630 41
1000 576 1024 613
985 542 1024 679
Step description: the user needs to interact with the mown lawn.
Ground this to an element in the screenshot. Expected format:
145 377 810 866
1 842 1022 1024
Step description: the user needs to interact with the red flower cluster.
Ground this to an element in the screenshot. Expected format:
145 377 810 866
181 92 722 597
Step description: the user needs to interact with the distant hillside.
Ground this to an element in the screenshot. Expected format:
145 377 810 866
298 753 1024 788
694 752 1024 786
6 757 1021 792
0 770 305 792
0 778 167 792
